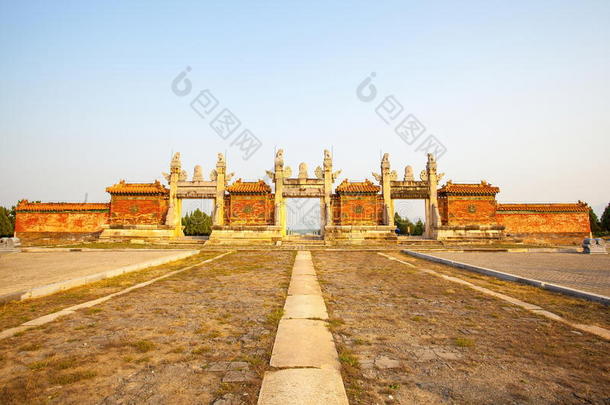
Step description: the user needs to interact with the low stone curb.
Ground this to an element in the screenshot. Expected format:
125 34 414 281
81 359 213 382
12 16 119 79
402 250 610 305
20 248 196 253
0 250 200 304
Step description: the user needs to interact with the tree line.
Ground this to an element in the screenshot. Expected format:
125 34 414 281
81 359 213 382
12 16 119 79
394 212 425 236
181 209 212 236
590 203 610 236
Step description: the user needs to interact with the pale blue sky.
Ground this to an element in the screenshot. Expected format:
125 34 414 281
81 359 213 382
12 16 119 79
1 1 609 222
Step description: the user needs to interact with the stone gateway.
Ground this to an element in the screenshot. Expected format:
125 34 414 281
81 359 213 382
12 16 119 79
14 151 591 245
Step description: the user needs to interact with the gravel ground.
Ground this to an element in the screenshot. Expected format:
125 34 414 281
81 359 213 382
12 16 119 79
0 251 293 405
313 251 610 405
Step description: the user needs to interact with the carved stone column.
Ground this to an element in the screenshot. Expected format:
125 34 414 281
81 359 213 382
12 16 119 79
322 150 334 235
273 150 286 235
213 153 226 227
165 152 184 237
424 198 430 237
425 153 440 239
381 153 394 227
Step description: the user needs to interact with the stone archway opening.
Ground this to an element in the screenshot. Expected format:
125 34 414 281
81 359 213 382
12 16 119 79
286 198 322 237
394 200 426 238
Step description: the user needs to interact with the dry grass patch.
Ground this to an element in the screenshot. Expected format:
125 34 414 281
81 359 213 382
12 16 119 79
314 250 610 405
0 250 294 405
0 251 225 331
390 251 610 329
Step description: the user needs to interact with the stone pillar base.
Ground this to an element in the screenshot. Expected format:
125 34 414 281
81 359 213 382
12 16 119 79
99 224 180 242
207 226 283 245
433 224 505 242
323 225 398 245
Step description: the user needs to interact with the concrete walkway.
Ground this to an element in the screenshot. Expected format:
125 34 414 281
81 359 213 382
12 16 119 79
405 250 610 304
258 251 349 405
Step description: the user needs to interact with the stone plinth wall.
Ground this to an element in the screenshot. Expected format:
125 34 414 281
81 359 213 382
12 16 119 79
207 225 282 245
15 203 110 245
16 231 104 246
99 225 176 242
434 224 504 242
324 225 397 245
109 195 168 226
496 205 590 245
503 232 590 246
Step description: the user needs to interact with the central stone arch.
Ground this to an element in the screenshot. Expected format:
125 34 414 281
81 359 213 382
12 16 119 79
267 149 340 237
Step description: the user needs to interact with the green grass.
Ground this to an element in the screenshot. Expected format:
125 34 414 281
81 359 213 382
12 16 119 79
265 308 284 325
455 337 475 348
327 318 345 331
338 349 359 367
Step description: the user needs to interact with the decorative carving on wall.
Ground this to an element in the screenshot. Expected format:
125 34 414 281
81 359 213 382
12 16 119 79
404 165 414 181
298 162 308 179
193 165 204 181
171 152 182 168
275 149 284 167
314 166 323 179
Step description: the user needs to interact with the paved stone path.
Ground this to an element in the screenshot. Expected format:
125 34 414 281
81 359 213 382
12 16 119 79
258 251 349 405
424 252 610 297
0 250 197 298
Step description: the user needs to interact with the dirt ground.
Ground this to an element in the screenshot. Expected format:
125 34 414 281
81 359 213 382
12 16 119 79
313 251 610 405
0 251 223 331
0 250 294 405
390 252 610 330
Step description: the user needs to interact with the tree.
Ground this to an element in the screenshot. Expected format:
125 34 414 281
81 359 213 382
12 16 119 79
589 208 601 233
0 208 13 237
413 219 425 236
600 203 610 233
182 209 211 236
394 212 414 235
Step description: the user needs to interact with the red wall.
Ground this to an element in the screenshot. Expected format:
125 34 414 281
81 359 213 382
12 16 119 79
439 196 498 226
331 195 384 226
497 211 590 234
109 195 168 225
226 194 274 225
15 211 109 233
